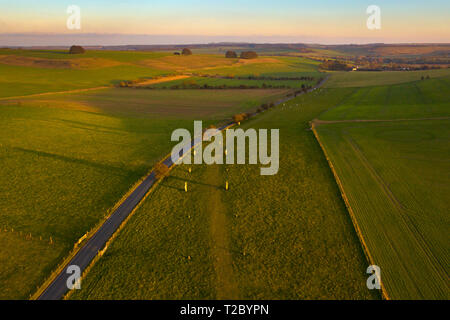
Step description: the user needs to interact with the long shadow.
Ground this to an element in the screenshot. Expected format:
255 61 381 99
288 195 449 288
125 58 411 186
159 182 185 192
168 175 223 190
54 119 125 135
12 147 132 176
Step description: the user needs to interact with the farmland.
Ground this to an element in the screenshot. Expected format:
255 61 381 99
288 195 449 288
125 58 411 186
313 71 450 299
324 68 450 88
0 78 285 299
315 120 450 299
319 77 450 120
70 85 375 300
2 44 448 300
0 49 320 98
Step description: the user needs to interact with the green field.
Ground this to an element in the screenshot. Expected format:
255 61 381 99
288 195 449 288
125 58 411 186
3 47 447 300
324 68 450 88
319 77 450 120
147 76 317 89
314 72 450 299
0 85 285 299
71 85 376 300
197 56 321 78
0 49 319 98
315 120 450 299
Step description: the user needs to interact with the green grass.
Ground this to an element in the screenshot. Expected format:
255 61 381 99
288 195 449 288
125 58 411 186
315 120 450 299
71 87 376 300
0 63 172 98
324 68 450 88
0 87 283 299
14 88 290 119
319 77 450 120
148 76 317 89
0 49 170 62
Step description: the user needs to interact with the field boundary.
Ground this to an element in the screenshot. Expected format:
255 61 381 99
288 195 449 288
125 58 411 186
311 121 390 300
0 86 110 101
312 116 450 126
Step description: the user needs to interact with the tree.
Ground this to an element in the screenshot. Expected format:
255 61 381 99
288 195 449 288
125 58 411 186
225 51 237 58
240 51 258 59
154 162 169 179
182 48 192 56
233 113 247 123
69 45 85 54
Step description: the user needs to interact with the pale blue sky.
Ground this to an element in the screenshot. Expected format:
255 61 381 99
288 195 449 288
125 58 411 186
0 1 449 45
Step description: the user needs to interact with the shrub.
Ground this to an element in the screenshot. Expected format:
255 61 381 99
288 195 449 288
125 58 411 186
233 113 247 123
320 60 351 71
240 51 258 59
69 45 85 54
182 48 192 56
225 51 238 58
154 163 169 179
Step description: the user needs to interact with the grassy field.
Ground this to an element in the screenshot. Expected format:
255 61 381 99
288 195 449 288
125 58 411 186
147 76 317 89
319 77 450 120
70 86 376 300
197 56 321 78
324 68 450 88
11 87 289 119
315 120 450 299
0 85 284 299
0 49 318 98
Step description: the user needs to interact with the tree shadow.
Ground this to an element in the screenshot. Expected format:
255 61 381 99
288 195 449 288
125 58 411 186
12 147 132 176
159 182 185 192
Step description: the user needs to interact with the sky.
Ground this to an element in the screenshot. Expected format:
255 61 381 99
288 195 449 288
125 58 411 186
0 0 449 45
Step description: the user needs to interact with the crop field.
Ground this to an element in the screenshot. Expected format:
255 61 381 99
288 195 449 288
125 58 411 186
0 82 284 299
70 87 376 300
319 77 450 120
324 68 450 88
315 120 450 299
197 56 321 78
313 71 450 299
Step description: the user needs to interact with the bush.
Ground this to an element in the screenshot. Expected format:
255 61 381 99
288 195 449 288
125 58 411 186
182 48 192 56
69 45 85 54
154 163 169 179
233 113 247 123
240 51 258 59
225 51 238 58
320 60 351 71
